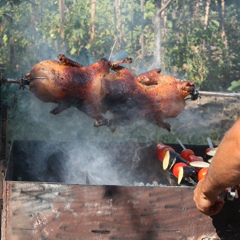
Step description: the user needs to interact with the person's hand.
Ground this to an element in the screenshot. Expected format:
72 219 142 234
193 179 225 216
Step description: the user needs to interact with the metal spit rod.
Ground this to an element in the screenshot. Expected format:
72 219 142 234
199 91 240 98
2 76 240 98
0 77 47 89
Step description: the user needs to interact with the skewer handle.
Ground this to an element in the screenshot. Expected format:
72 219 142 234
176 138 186 150
207 137 214 148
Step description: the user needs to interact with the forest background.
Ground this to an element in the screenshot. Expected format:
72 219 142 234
0 0 240 145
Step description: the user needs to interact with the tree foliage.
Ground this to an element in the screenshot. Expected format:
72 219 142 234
0 0 240 90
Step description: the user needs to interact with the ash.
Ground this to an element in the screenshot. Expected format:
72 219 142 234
133 181 167 187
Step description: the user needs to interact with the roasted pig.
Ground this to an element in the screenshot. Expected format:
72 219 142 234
21 55 198 131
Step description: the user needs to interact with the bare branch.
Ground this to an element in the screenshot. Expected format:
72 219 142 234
156 0 174 15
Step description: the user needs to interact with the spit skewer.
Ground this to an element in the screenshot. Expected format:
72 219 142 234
199 91 240 98
2 74 240 98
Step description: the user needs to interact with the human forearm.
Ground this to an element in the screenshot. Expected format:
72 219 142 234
203 118 240 197
194 118 240 215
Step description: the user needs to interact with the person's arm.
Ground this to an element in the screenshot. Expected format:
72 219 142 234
193 118 240 216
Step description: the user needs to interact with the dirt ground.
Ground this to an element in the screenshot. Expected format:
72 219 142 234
170 94 240 145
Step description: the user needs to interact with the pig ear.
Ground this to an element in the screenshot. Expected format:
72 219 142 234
110 58 132 68
58 54 83 68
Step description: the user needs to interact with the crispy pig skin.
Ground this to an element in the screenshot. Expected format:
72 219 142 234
25 55 196 131
103 65 194 131
26 57 110 123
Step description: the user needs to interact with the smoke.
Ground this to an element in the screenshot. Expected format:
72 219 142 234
8 65 239 186
5 1 238 186
8 59 239 186
9 111 171 186
63 143 131 185
7 83 168 185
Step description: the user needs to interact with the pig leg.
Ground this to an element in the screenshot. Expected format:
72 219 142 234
157 120 171 132
110 57 132 69
91 111 117 132
137 68 161 86
50 102 71 115
155 113 171 132
93 118 109 127
77 101 111 129
104 113 132 132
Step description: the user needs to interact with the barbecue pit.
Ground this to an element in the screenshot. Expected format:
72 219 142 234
1 74 240 240
2 136 240 239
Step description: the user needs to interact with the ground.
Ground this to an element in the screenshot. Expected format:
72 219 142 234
168 94 240 146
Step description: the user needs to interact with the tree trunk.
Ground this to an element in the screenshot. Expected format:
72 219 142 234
114 0 122 49
220 0 228 50
90 0 96 44
153 0 173 68
153 0 161 68
59 0 65 39
160 0 170 68
161 0 167 36
204 0 211 30
140 0 145 60
130 0 134 49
